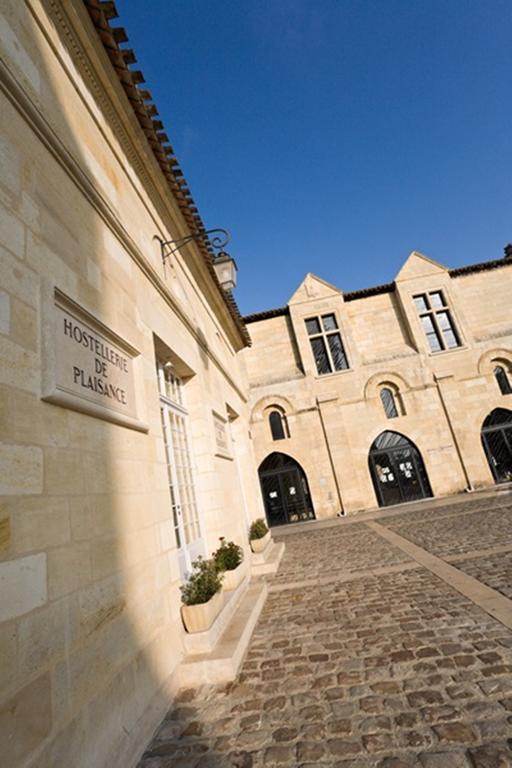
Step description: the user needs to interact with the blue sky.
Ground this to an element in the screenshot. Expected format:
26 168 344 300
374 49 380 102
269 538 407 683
116 1 512 315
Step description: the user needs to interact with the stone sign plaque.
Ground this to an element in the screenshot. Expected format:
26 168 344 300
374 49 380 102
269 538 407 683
42 287 147 432
213 412 231 458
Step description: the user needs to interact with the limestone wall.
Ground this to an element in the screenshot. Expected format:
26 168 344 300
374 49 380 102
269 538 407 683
244 258 512 517
243 314 304 387
0 2 261 766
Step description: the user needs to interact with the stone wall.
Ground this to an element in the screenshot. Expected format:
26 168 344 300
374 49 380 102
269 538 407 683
244 255 512 517
0 2 262 766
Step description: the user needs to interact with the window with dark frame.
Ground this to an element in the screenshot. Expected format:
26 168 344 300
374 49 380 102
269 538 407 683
269 411 284 440
305 313 349 375
413 291 461 353
269 410 290 440
380 387 399 419
494 366 512 396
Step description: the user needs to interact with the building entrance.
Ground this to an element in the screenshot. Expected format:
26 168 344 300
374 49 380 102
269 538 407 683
258 453 315 527
369 431 432 507
481 408 512 484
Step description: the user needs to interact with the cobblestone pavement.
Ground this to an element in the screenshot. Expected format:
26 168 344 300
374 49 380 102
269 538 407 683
383 495 512 529
271 524 412 586
385 504 512 559
458 552 512 601
138 490 512 768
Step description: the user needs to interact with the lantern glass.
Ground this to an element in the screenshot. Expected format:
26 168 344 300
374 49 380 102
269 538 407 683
213 252 238 291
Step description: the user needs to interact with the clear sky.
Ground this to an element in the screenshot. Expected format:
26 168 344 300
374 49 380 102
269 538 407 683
116 0 512 315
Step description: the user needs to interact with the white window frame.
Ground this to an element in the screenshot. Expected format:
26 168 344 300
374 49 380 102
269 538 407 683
157 361 205 578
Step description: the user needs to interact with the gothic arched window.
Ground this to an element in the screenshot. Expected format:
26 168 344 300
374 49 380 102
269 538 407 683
269 410 290 440
494 366 512 396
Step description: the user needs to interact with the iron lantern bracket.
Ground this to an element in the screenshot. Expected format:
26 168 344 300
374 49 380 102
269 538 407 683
154 228 231 266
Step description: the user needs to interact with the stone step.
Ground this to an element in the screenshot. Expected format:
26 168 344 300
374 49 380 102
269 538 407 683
177 580 268 687
183 566 249 655
251 540 285 576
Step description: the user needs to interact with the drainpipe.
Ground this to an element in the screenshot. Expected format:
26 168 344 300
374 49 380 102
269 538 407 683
434 374 473 491
316 397 345 514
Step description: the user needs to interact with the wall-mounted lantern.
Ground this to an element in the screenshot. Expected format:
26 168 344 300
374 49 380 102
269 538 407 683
155 228 237 291
213 250 238 291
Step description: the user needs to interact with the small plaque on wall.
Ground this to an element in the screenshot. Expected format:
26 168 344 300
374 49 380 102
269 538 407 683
213 412 231 459
41 287 148 432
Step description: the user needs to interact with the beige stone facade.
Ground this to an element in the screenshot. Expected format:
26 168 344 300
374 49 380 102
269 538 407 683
0 2 264 766
1 2 512 767
243 252 512 520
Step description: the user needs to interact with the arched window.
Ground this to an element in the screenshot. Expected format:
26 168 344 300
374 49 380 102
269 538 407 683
380 388 399 419
494 366 512 396
269 410 289 440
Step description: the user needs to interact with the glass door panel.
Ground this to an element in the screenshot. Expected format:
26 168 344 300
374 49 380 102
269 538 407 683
158 361 205 578
261 473 287 526
483 429 512 483
160 404 186 576
279 469 313 522
371 451 402 507
394 448 423 503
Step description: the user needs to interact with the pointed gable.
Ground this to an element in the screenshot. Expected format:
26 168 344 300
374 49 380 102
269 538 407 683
395 251 447 282
289 273 341 304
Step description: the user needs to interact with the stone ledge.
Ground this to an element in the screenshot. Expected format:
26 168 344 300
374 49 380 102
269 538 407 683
177 580 268 687
251 540 285 576
182 571 249 655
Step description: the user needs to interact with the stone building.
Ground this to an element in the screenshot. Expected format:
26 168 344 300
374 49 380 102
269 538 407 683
1 1 512 767
243 249 512 523
0 2 266 766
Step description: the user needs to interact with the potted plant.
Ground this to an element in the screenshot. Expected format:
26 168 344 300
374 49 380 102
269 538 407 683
180 557 224 633
249 518 271 554
213 537 245 591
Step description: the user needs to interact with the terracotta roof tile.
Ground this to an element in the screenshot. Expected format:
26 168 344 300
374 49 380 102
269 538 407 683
243 307 289 323
343 281 395 301
448 258 512 277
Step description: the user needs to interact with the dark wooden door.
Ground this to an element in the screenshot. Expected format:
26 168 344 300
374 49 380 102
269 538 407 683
259 458 315 526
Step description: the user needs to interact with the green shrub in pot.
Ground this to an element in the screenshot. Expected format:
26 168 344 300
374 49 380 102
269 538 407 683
180 556 223 606
213 537 243 572
249 518 268 541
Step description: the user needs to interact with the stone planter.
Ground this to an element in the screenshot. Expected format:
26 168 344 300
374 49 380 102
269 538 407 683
221 559 246 591
250 530 271 554
181 590 223 634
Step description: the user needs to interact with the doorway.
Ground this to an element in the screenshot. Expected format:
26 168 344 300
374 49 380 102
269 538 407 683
481 408 512 484
258 453 315 527
369 431 432 507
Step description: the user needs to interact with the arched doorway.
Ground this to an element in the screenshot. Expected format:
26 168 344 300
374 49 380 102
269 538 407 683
258 453 315 527
481 408 512 484
369 431 432 507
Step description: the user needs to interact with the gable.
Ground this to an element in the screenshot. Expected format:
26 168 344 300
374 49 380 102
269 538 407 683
289 273 341 304
395 251 447 282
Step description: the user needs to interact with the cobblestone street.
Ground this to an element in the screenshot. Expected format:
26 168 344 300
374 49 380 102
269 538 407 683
139 490 512 768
